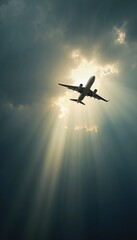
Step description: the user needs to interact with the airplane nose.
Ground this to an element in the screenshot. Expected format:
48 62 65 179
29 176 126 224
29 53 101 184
89 75 95 82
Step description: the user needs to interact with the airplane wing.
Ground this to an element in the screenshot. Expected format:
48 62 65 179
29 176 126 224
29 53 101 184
58 83 84 93
87 90 109 102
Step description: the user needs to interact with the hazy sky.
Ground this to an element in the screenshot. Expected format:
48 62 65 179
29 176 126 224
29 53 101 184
0 1 137 240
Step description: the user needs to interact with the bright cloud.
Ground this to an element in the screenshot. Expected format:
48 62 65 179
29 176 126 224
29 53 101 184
70 52 118 85
71 49 81 62
52 92 72 118
113 27 126 44
74 125 98 133
53 50 119 119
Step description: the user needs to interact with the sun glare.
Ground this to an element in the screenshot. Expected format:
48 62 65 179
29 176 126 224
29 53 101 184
10 46 137 240
21 49 124 238
54 50 119 122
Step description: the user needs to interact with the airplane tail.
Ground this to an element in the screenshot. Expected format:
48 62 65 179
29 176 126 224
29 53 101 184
70 99 85 105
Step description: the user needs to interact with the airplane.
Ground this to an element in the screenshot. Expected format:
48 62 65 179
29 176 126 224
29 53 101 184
58 76 109 105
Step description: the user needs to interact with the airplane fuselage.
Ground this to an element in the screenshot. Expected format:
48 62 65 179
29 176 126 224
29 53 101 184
77 76 95 103
58 75 108 104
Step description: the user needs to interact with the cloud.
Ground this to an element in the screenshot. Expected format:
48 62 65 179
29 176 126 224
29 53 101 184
74 125 98 133
0 0 137 117
0 0 70 105
0 0 137 107
113 26 126 44
52 94 70 118
1 2 137 240
49 0 137 43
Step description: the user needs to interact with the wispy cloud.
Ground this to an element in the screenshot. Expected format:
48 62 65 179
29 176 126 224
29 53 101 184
70 52 119 86
52 92 72 118
113 26 126 44
74 125 98 133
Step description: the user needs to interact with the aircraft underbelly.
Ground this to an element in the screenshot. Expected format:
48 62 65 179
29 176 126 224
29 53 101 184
78 86 90 101
78 77 95 102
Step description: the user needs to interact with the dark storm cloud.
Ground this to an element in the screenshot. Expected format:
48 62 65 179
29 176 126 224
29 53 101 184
0 0 74 105
0 0 137 105
48 0 137 66
1 2 137 240
0 0 63 104
50 0 137 41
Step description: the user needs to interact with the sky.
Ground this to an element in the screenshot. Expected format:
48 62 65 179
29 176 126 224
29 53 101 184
0 0 137 239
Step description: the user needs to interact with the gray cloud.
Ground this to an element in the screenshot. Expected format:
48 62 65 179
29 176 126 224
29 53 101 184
0 0 137 106
1 2 137 239
49 0 137 41
0 0 68 104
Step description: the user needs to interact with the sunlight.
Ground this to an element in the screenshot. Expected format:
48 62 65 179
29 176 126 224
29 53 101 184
70 51 118 86
3 2 137 239
52 91 73 118
24 50 123 238
55 50 119 122
18 49 137 240
74 124 98 133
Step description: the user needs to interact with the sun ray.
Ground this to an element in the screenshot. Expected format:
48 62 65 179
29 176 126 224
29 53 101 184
8 49 137 240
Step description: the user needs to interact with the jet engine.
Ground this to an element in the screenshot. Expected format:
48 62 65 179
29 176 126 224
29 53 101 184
93 89 97 97
78 84 83 92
